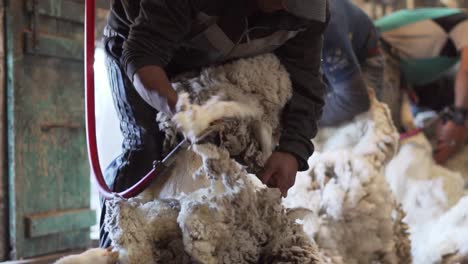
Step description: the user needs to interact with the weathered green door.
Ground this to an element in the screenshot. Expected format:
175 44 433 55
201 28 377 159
5 0 94 259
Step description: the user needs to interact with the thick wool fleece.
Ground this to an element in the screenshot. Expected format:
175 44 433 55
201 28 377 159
104 54 324 264
284 96 411 264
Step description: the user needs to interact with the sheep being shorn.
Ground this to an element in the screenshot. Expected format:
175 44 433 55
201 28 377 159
284 96 411 264
104 54 324 264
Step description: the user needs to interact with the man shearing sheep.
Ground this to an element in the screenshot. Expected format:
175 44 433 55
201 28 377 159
100 0 329 248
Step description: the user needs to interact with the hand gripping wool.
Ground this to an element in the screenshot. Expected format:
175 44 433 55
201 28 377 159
283 96 412 264
104 54 324 264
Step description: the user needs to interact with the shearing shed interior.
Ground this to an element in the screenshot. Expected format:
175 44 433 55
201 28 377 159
0 0 467 263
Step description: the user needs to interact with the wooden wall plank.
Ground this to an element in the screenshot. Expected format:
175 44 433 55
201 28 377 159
0 1 8 261
26 209 95 238
25 0 84 23
7 0 92 259
24 32 84 61
6 0 22 259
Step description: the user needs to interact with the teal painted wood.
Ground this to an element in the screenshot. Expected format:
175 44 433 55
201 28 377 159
0 2 7 261
24 32 84 61
26 209 96 238
6 0 93 259
25 0 85 23
6 0 20 259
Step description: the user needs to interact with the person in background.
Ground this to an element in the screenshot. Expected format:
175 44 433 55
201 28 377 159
100 0 329 248
376 8 468 164
320 0 384 126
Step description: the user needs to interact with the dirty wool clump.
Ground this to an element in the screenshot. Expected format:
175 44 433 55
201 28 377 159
104 54 324 264
105 198 187 263
284 97 411 264
176 143 323 264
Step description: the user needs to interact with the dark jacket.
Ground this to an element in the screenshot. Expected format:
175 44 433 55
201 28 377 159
107 0 329 170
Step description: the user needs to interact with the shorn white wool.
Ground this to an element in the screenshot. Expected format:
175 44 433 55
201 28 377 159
386 133 468 263
411 196 468 264
385 133 465 226
284 96 411 264
173 94 261 142
104 54 324 264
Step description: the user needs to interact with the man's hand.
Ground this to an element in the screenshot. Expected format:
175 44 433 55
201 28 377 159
134 66 178 116
434 120 466 164
258 151 299 197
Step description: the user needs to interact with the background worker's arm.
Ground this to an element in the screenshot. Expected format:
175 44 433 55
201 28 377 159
434 15 468 164
434 47 468 164
455 47 468 110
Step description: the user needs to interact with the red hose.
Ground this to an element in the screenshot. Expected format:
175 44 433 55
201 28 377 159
399 128 422 141
85 0 157 199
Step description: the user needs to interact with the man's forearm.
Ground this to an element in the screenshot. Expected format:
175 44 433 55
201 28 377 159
455 67 468 109
133 65 178 115
455 47 468 109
